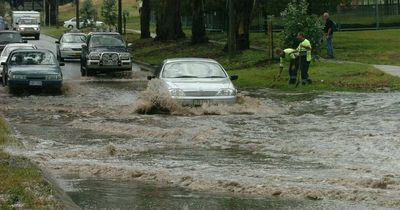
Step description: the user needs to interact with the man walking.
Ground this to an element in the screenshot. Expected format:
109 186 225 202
297 32 312 85
323 12 335 59
275 48 299 84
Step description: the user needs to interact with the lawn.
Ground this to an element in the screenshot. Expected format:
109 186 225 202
0 118 60 209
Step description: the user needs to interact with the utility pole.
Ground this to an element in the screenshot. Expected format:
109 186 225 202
118 0 122 34
76 0 80 29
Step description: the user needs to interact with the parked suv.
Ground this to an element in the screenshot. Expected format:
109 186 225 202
80 32 132 76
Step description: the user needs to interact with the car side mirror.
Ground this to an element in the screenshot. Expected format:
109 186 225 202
147 75 155 80
59 62 65 66
16 23 18 25
230 75 239 81
1 62 6 65
55 40 60 44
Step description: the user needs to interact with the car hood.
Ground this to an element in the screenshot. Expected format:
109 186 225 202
61 43 83 49
162 78 235 91
9 65 61 74
89 47 128 53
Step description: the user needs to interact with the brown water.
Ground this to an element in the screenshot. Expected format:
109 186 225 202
1 77 400 209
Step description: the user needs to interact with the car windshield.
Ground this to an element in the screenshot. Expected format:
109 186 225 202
0 33 22 44
18 18 37 24
90 35 125 48
162 61 227 78
2 45 36 58
62 34 86 43
9 51 57 66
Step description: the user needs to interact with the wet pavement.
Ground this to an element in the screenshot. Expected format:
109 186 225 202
0 35 400 209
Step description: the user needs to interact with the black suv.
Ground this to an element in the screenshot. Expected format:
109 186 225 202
0 31 25 53
80 32 132 76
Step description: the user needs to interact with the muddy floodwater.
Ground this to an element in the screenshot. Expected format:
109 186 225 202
1 76 400 209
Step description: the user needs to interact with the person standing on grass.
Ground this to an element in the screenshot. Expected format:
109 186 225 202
297 32 312 85
323 12 335 59
275 48 299 85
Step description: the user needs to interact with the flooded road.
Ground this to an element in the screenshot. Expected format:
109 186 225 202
1 35 400 209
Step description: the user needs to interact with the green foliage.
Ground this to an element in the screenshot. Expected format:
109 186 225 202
280 0 324 50
80 0 97 26
101 0 117 27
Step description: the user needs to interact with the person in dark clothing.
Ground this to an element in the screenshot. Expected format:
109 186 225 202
323 12 335 59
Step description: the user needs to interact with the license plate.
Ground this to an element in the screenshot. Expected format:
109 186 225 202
104 60 117 66
193 100 210 105
29 81 42 86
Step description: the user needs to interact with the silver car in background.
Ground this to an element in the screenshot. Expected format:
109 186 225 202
0 43 37 81
149 58 239 106
56 32 86 61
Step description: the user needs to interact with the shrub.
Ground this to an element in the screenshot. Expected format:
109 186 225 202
280 0 324 52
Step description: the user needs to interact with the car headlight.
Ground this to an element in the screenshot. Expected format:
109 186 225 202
88 53 100 60
46 74 62 80
217 88 237 96
18 27 24 31
169 88 185 97
119 53 131 60
11 74 26 80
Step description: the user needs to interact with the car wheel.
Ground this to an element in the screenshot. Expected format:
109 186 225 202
68 25 73 29
35 35 40 40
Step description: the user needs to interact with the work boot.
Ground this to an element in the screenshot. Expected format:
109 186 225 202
307 79 313 84
288 79 296 85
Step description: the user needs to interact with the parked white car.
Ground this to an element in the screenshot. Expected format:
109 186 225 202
148 58 239 106
63 17 104 29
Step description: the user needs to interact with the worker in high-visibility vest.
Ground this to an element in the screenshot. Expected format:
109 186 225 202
275 48 299 84
296 32 312 85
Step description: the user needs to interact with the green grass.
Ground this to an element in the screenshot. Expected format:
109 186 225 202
230 61 400 92
0 118 60 209
334 29 400 65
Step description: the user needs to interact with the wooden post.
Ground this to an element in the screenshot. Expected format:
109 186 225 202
76 0 79 29
118 0 122 34
267 15 273 60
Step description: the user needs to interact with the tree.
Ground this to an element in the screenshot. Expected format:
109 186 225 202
80 0 97 27
280 0 324 50
140 0 151 39
227 0 254 52
155 0 185 41
101 0 117 29
191 0 207 44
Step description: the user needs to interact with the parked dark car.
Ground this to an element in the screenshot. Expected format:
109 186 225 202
80 32 132 76
0 31 25 53
1 49 64 91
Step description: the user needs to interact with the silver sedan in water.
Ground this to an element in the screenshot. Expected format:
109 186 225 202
149 58 239 106
55 32 86 61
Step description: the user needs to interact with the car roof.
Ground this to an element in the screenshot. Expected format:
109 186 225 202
88 32 121 36
163 58 219 64
63 32 86 35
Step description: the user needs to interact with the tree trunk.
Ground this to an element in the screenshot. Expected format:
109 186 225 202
155 0 185 41
226 0 254 52
234 0 254 50
140 0 151 39
191 0 208 44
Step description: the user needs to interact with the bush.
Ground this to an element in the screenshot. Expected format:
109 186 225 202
280 0 324 51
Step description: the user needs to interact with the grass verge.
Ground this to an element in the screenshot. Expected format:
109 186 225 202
130 36 400 92
0 117 61 209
